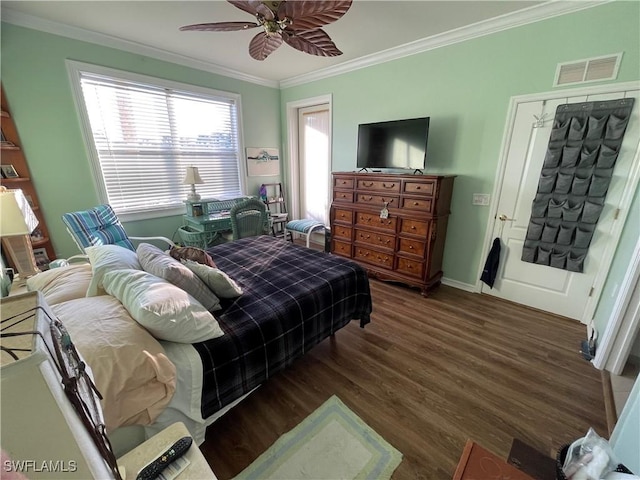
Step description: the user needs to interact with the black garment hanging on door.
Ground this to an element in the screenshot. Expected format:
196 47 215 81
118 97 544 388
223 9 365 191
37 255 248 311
481 237 501 288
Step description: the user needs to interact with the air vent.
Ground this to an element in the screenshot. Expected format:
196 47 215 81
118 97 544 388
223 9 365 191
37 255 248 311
554 53 622 87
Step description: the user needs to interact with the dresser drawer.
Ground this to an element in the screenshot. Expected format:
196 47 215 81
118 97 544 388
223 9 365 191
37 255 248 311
400 218 429 237
332 225 352 240
333 208 353 224
357 179 401 193
334 177 354 189
333 190 354 203
332 240 352 257
396 257 425 278
355 229 395 250
398 238 426 257
401 196 433 213
356 193 399 208
355 247 393 269
355 212 397 232
403 180 435 196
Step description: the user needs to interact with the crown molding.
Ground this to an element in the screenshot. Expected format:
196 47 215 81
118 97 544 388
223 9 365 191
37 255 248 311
1 8 280 89
279 0 610 88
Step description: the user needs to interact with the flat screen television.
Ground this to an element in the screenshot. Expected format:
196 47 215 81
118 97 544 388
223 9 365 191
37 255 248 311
356 117 430 171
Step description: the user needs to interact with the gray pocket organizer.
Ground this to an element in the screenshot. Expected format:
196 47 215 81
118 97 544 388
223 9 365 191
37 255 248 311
596 144 619 168
581 200 604 224
537 171 557 193
578 145 599 167
574 225 595 249
571 174 590 196
536 247 551 266
543 146 562 168
586 115 608 140
550 119 570 141
562 201 584 222
551 250 568 269
568 117 586 141
566 251 586 272
548 198 565 218
522 98 633 272
541 222 559 243
557 224 575 245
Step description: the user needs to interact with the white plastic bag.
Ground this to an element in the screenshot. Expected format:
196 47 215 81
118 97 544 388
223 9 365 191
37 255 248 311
562 428 619 480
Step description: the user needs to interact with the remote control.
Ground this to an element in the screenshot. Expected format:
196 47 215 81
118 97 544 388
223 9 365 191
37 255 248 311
136 436 193 480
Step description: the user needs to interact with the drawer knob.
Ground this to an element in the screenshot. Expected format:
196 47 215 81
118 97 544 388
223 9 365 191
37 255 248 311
409 245 414 249
411 226 416 230
413 202 419 206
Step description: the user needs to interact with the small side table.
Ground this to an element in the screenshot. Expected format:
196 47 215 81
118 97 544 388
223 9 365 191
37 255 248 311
117 422 217 479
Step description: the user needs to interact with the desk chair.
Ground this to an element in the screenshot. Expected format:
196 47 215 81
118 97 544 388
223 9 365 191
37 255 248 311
229 198 269 240
62 204 174 253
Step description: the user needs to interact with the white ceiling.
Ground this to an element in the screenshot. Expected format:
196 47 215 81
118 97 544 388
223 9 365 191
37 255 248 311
3 1 593 87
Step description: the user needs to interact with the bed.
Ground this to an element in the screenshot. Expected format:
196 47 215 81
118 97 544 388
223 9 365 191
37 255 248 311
25 235 372 447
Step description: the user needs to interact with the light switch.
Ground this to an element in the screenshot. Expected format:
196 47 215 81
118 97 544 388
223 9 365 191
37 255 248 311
472 194 490 206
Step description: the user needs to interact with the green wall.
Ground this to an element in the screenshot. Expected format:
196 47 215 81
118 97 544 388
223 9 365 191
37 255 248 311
1 23 281 258
281 1 640 287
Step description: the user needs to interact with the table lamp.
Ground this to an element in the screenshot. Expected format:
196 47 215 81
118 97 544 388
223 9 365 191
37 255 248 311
0 187 40 277
183 166 204 202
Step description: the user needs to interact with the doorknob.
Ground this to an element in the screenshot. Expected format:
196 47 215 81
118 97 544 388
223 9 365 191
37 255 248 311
498 214 515 221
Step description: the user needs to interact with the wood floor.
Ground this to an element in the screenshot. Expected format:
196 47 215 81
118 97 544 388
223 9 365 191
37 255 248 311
200 279 607 479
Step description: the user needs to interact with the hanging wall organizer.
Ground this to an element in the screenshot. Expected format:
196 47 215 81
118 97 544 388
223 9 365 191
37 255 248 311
522 98 635 272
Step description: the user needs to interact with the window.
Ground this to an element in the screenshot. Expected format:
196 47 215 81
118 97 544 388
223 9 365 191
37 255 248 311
67 61 245 219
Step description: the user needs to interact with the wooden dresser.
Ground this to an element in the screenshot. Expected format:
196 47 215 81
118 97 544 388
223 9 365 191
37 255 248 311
330 172 455 296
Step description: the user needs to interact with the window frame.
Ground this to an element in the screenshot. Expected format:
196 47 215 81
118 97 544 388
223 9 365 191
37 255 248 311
66 60 247 222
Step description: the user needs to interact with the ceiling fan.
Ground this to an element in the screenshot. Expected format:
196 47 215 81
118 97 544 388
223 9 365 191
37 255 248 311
180 0 353 61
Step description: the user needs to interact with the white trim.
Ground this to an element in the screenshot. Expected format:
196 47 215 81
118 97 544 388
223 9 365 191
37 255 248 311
285 95 332 221
592 225 640 373
279 1 608 88
553 52 624 87
441 277 476 293
3 8 278 89
3 2 606 90
477 81 640 323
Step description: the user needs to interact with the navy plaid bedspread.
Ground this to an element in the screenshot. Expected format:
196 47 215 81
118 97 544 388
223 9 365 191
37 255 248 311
196 236 371 418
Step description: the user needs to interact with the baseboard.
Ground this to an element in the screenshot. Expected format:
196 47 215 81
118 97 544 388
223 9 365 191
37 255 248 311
600 370 617 437
441 277 476 293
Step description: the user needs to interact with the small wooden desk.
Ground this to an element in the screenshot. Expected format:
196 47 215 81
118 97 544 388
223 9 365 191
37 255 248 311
453 440 534 480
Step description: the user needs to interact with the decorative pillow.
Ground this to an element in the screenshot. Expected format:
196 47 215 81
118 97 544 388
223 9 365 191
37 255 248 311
102 269 225 343
26 263 93 305
169 245 216 268
85 244 141 297
51 295 177 430
137 243 220 312
182 259 243 298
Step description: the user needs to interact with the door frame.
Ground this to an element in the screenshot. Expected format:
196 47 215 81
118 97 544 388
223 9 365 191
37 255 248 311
477 80 640 326
285 94 332 221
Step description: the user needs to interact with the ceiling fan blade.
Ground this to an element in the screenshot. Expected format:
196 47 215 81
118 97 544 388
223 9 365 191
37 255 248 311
278 1 352 32
282 29 343 57
228 0 274 20
249 32 283 60
180 21 260 32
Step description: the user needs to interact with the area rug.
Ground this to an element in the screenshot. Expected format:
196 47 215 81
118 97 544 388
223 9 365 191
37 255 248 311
233 396 403 480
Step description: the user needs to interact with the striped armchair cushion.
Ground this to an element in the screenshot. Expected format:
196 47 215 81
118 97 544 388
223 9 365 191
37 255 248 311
62 204 135 251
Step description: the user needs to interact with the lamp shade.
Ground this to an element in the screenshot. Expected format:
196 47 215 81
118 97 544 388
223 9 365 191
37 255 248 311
182 166 204 185
0 188 38 236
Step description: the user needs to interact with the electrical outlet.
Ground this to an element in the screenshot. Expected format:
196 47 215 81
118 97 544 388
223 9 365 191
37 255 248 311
472 193 490 206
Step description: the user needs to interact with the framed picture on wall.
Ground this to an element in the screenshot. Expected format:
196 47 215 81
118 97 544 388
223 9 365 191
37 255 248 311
246 148 280 177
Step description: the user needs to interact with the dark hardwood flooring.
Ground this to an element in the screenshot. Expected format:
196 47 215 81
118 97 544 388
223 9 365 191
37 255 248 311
200 279 607 479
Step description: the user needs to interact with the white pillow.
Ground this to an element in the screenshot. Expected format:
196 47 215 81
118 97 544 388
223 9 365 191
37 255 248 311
102 269 224 343
182 260 243 298
26 263 93 305
85 244 141 297
137 243 220 312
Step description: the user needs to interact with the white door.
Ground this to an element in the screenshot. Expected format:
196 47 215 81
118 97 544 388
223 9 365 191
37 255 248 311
298 105 330 224
483 87 640 321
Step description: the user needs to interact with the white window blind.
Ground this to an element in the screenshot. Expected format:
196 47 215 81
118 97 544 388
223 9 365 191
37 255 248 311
78 71 243 215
